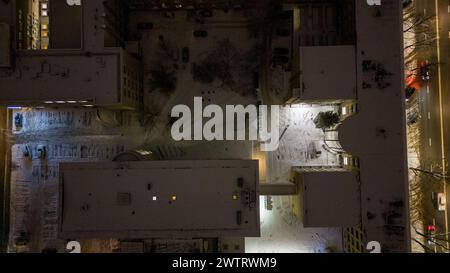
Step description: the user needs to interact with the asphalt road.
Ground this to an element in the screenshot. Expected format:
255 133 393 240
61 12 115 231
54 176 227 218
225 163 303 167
414 0 450 252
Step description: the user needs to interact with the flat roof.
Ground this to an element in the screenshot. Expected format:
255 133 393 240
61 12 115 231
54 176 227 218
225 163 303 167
58 160 259 239
299 171 360 228
298 45 357 101
346 0 410 252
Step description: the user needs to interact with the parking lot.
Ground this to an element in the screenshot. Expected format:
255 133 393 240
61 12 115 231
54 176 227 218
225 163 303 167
8 108 144 252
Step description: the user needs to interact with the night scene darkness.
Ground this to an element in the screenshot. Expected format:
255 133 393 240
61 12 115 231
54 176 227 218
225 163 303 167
0 0 448 270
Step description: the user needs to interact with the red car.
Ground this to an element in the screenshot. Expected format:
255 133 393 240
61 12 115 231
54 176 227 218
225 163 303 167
420 60 431 81
426 225 436 245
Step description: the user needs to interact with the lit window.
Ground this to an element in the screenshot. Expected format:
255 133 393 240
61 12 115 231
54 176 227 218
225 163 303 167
41 24 48 30
342 106 347 115
41 10 48 16
41 3 48 9
343 157 348 165
171 195 177 201
41 31 48 38
152 196 157 201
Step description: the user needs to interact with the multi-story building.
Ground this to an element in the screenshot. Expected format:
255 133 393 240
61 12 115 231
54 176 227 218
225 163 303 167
0 0 410 253
0 0 142 109
280 0 410 253
59 160 259 253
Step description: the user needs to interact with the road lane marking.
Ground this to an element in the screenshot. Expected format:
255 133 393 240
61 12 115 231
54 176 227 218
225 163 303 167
430 138 432 147
427 85 430 94
428 112 431 119
434 0 449 250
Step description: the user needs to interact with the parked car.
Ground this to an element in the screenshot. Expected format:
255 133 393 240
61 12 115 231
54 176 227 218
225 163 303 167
37 145 47 160
407 111 418 124
432 192 447 211
437 193 447 211
405 86 416 100
420 60 431 81
14 113 23 129
193 30 208 37
273 47 289 55
182 47 190 63
22 145 32 158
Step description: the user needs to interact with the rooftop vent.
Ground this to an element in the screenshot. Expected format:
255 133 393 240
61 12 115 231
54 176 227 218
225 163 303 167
117 192 132 206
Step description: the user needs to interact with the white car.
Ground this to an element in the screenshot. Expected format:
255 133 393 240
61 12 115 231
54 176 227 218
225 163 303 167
437 193 446 211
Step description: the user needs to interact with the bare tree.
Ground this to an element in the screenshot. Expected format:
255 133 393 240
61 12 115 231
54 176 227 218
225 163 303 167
412 225 450 253
148 64 177 94
403 4 435 35
147 37 178 94
405 61 440 80
191 39 261 97
410 167 450 181
408 169 437 226
403 3 436 64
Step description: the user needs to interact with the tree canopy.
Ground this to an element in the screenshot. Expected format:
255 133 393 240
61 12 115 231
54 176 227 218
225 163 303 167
313 111 340 129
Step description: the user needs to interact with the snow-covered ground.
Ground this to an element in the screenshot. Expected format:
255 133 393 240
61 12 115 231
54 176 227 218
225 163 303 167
9 108 145 252
246 196 342 253
266 104 340 184
7 9 343 253
8 102 343 252
246 104 343 253
131 9 259 143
